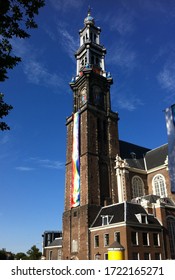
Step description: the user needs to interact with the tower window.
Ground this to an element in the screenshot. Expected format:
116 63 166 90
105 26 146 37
90 32 92 41
94 34 97 43
91 55 94 64
152 174 167 197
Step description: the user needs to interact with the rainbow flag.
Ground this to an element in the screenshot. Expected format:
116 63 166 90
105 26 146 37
165 104 175 193
71 112 80 207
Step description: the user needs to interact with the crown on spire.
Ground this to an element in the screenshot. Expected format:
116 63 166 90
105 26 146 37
84 6 95 25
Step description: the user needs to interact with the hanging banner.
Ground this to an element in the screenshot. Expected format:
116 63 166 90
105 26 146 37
71 111 80 207
165 104 175 193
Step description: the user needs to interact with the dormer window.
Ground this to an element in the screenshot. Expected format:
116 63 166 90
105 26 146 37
136 213 148 224
101 215 113 226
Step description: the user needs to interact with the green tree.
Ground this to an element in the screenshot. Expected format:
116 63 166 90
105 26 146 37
26 245 42 260
0 0 45 130
15 252 28 260
0 249 7 260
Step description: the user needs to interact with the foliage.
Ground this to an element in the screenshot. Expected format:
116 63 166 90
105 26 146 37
0 249 14 259
0 249 7 260
0 93 13 130
0 0 45 130
26 245 42 260
15 252 28 260
13 245 42 260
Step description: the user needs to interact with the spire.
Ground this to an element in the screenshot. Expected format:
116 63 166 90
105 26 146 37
84 6 95 25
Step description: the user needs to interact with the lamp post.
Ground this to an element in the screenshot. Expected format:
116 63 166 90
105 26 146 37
95 252 101 260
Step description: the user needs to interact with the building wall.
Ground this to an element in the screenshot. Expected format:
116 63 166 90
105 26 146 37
45 247 62 260
90 224 164 260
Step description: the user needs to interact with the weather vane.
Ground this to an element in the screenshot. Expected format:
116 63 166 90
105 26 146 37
88 5 92 15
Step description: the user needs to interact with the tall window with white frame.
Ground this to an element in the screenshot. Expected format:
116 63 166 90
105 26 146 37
153 233 160 246
142 232 149 246
152 174 167 197
94 235 99 248
104 233 109 247
132 176 145 198
131 231 138 246
114 231 120 243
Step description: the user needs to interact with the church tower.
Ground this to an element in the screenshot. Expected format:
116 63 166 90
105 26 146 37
62 10 120 260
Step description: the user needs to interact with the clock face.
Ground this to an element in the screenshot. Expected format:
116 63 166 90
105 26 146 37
80 87 87 105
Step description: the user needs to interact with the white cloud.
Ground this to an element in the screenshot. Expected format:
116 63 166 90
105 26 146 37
108 40 137 71
16 157 64 171
112 91 143 111
57 22 78 59
158 61 175 93
50 0 83 12
23 60 64 88
15 166 35 171
29 157 64 170
104 10 135 36
37 158 64 170
11 39 64 89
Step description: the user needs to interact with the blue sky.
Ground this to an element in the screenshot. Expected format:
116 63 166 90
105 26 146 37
1 0 175 253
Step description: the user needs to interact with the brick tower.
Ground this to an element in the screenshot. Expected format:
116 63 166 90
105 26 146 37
62 10 120 260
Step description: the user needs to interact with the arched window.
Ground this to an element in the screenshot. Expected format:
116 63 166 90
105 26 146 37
152 174 167 197
132 176 145 198
167 216 175 259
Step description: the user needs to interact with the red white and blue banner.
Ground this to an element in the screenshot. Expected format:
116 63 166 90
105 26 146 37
165 104 175 193
71 111 80 207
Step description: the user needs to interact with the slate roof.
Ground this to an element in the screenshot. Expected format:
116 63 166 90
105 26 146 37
119 140 168 171
119 140 150 159
47 237 62 247
145 144 168 170
91 202 160 228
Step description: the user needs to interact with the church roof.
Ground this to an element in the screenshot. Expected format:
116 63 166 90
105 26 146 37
46 237 62 247
119 140 168 170
91 202 161 228
119 140 150 159
145 144 168 170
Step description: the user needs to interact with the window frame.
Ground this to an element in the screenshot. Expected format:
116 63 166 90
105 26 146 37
104 233 109 247
131 231 139 246
132 176 145 198
152 174 167 197
94 235 99 248
142 232 149 246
